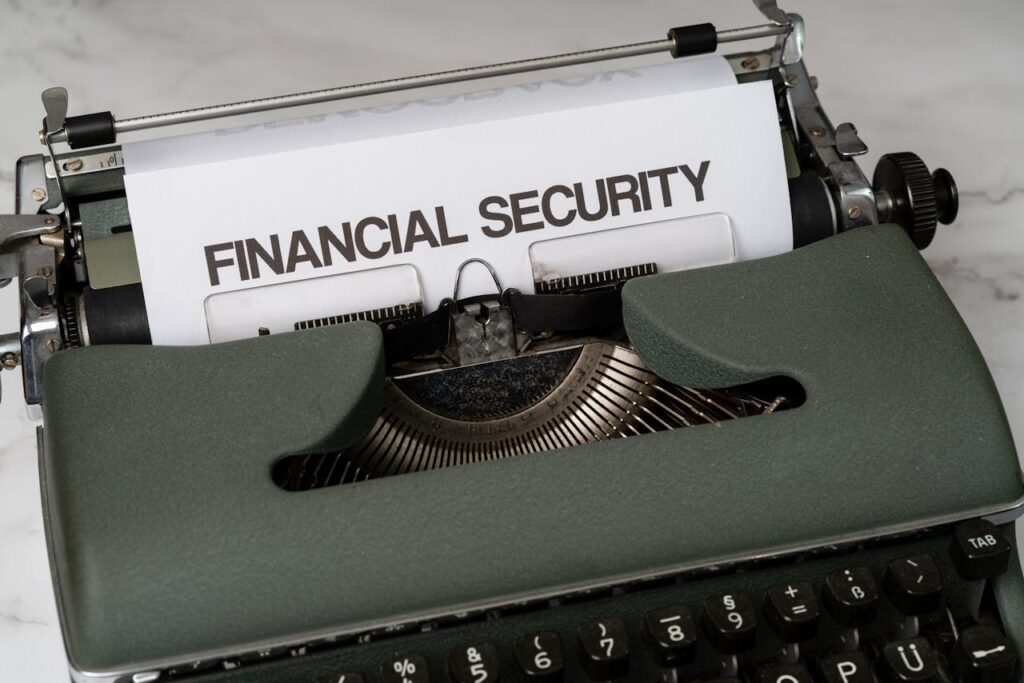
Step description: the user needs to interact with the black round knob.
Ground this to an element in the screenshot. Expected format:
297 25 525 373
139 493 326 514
932 167 959 224
873 152 959 249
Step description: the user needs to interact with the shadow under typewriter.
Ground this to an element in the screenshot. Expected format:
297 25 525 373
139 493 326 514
273 342 803 489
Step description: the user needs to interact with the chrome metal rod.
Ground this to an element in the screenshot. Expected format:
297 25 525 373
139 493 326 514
51 22 788 142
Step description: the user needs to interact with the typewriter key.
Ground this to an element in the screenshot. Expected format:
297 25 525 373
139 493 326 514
702 592 757 654
644 604 698 666
955 625 1018 683
381 655 429 683
818 652 874 683
513 632 564 680
879 638 937 682
757 663 813 683
823 566 879 627
577 618 630 680
315 674 365 683
449 643 500 683
763 582 819 642
951 519 1012 581
884 555 943 616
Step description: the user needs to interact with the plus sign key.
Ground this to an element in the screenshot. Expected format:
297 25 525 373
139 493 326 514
764 582 819 642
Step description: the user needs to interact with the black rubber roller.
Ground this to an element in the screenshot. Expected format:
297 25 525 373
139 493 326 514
667 23 717 58
80 284 152 345
788 170 837 248
64 111 116 149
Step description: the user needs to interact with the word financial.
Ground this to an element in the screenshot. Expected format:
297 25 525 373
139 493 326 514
204 161 711 286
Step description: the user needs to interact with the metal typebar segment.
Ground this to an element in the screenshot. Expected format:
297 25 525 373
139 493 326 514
47 22 787 143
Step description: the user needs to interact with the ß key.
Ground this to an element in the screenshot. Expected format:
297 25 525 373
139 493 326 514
823 566 879 627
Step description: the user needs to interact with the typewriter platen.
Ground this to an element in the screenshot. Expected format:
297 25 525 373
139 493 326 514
2 2 1023 683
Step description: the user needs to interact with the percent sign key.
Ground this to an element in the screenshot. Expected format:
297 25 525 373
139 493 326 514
382 655 430 683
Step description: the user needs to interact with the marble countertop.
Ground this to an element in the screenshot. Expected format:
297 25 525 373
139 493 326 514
1 1 1021 679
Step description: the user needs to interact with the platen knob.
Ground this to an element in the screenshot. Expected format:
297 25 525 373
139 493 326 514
873 152 959 249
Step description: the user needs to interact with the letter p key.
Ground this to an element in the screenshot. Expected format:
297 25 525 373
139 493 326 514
819 652 874 683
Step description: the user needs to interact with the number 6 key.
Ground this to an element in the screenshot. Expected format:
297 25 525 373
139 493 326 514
513 631 564 680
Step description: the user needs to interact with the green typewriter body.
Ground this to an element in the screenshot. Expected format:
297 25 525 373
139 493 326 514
36 226 1024 683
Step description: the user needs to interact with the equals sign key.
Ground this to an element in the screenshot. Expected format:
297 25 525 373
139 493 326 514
765 582 820 643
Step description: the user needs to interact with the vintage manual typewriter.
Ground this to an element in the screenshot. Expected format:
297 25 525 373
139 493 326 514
0 2 1021 682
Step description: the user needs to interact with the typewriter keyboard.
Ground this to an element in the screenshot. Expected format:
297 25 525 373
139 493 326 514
178 520 1019 682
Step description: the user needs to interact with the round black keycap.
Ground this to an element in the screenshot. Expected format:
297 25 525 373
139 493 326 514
763 581 819 642
757 663 813 683
513 632 563 680
880 638 937 682
883 555 943 616
956 625 1018 683
381 655 429 683
577 618 630 681
951 519 1012 581
644 605 698 667
702 592 757 654
824 566 879 627
315 674 365 683
449 642 500 683
818 652 875 683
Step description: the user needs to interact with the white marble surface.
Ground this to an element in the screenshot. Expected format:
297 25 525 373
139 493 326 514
0 1 1022 679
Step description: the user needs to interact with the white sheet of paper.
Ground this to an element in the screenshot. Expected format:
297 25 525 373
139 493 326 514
123 57 792 345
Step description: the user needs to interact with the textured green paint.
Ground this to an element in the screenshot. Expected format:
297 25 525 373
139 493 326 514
42 323 384 673
40 225 1022 675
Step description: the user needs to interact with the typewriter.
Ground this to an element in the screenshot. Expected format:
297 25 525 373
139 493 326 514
1 2 1021 682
